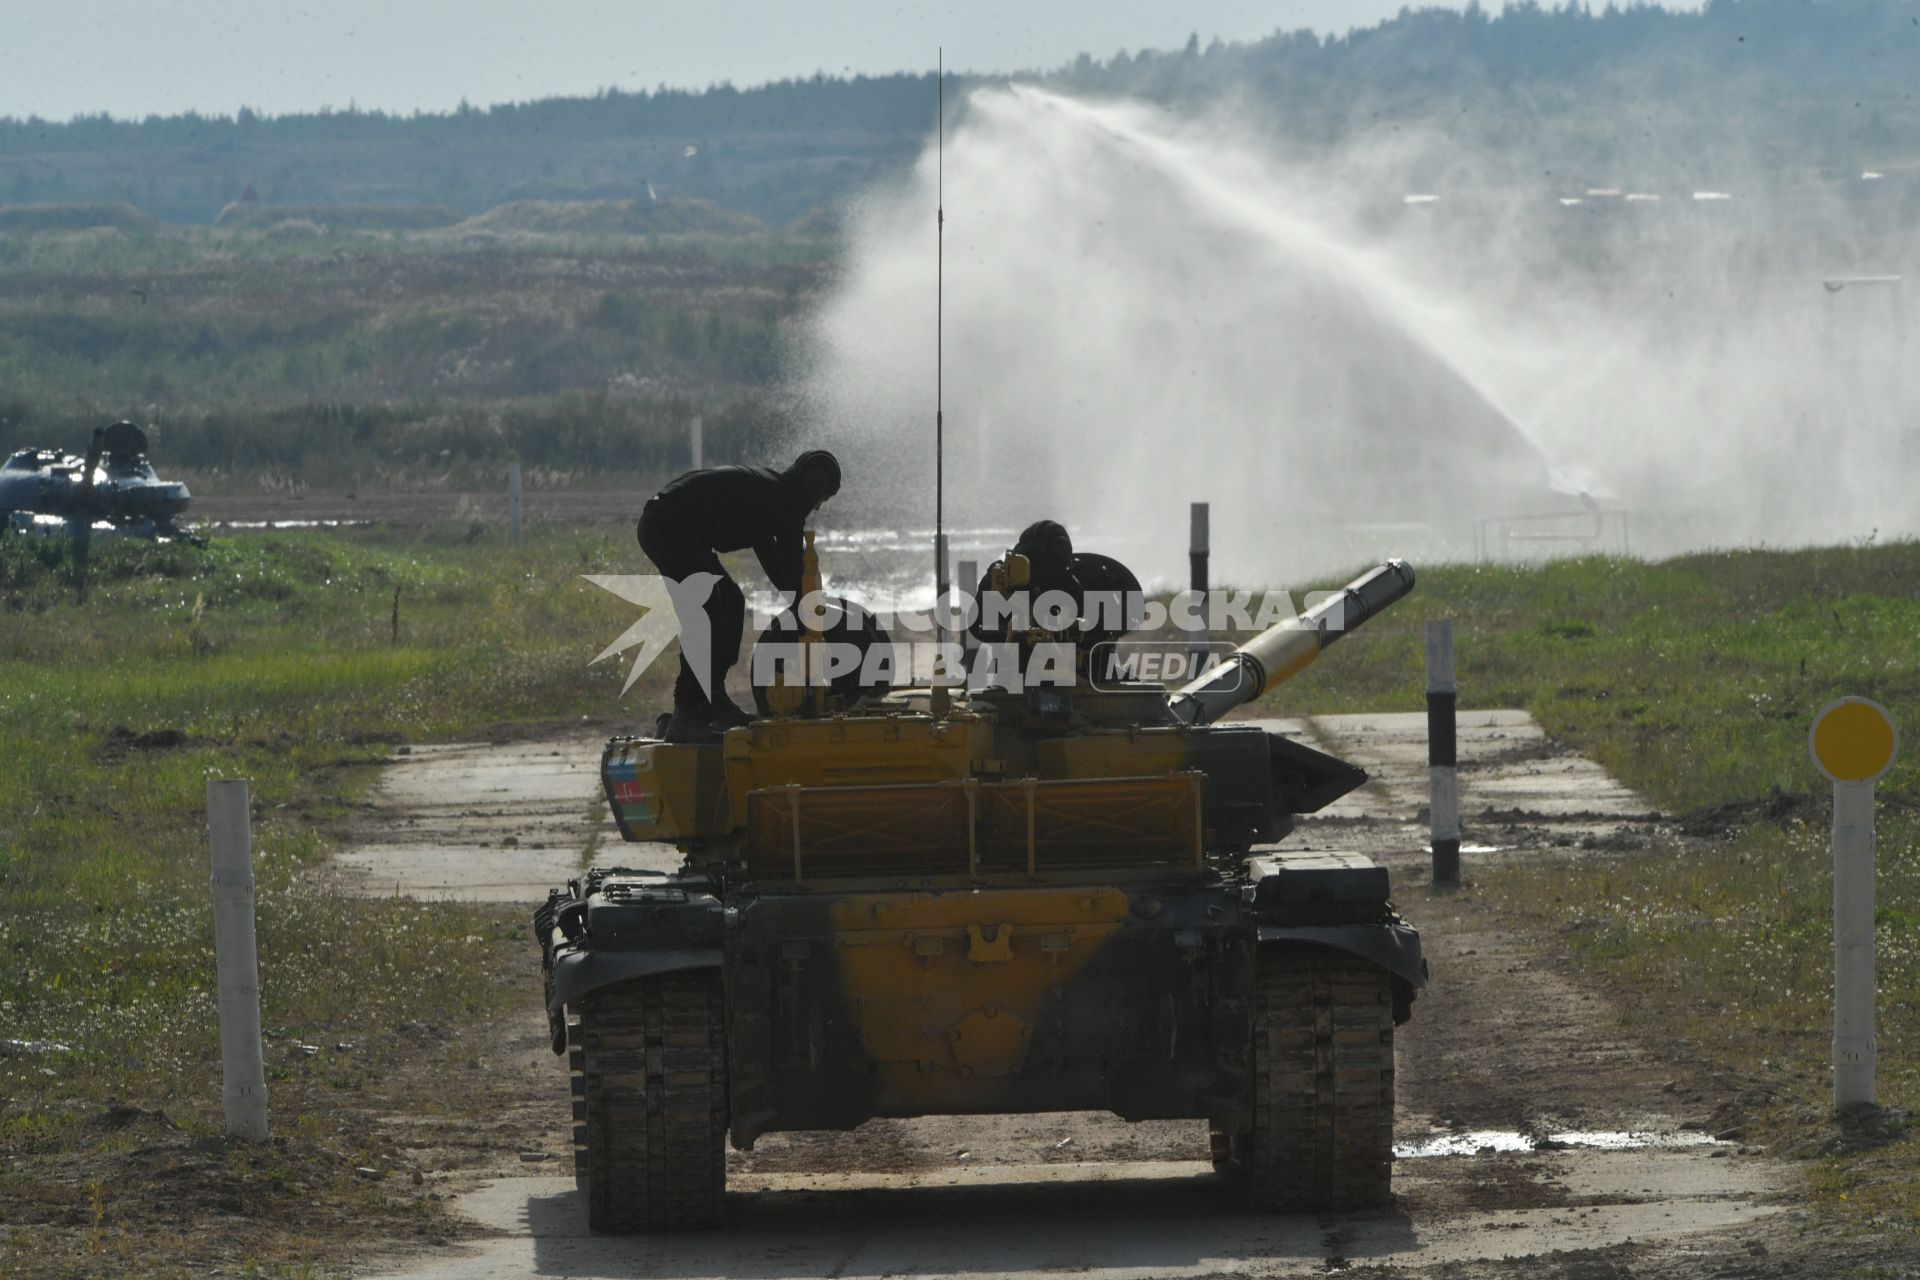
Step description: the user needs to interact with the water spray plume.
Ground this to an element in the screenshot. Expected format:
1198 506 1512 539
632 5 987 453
804 87 1565 584
802 87 1920 583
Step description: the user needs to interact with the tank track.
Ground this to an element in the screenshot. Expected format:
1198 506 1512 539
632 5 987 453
1219 945 1395 1211
570 971 727 1231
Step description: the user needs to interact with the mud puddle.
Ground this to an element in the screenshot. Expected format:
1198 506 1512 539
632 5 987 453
1395 1128 1723 1158
367 1146 1784 1280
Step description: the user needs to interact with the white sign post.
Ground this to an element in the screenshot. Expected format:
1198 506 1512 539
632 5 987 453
1808 697 1899 1110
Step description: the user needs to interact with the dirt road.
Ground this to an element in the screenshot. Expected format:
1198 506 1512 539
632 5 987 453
327 734 634 900
335 712 1803 1278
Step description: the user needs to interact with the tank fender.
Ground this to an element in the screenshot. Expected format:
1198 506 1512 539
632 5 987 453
1255 923 1428 990
543 947 722 1052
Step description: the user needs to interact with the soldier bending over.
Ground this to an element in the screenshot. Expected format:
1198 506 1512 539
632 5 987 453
637 450 841 740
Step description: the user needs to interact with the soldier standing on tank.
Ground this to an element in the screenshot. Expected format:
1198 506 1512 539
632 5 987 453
637 450 841 740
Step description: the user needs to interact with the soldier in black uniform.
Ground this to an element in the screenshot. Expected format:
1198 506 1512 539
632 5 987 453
969 519 1144 657
637 450 841 739
969 519 1079 643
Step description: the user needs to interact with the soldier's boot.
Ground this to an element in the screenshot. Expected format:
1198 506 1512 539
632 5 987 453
662 709 723 743
708 694 754 731
662 679 721 743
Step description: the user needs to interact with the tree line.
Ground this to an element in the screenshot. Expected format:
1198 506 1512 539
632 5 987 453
0 1 1914 223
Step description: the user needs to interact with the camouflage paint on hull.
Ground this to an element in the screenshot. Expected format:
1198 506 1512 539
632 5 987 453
723 880 1256 1145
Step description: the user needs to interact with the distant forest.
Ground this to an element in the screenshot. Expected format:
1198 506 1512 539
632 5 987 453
3 0 1917 225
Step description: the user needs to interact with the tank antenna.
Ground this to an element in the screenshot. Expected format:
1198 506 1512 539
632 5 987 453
934 49 947 639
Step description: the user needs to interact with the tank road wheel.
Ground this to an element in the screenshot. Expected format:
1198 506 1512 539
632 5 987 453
572 972 727 1231
1226 946 1396 1211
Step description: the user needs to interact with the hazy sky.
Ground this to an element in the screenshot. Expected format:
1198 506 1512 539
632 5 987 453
0 0 1697 122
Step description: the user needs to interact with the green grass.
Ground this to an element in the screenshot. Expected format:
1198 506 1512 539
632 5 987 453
1268 545 1920 807
7 534 1920 1267
0 219 834 276
0 527 671 1277
0 225 830 489
1265 543 1920 1240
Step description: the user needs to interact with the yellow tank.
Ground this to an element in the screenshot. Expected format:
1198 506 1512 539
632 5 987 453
536 558 1426 1231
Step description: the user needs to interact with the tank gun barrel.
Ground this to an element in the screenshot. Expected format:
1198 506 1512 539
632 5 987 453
1166 560 1415 726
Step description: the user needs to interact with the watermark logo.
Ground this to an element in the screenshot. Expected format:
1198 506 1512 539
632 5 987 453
1087 639 1244 692
586 578 1346 696
583 573 719 695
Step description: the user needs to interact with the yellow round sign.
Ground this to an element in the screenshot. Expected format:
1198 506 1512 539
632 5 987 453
1810 697 1899 784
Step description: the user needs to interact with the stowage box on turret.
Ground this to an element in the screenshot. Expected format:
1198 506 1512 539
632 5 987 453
534 555 1426 1230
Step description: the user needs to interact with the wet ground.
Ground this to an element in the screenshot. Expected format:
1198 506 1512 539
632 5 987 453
387 1150 1777 1280
1257 709 1658 852
332 710 1798 1278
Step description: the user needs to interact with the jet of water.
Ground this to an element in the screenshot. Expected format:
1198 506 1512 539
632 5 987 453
799 86 1920 582
800 86 1575 585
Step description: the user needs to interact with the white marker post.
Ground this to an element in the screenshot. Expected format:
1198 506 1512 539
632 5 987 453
507 461 524 546
1426 619 1460 886
1808 697 1899 1110
689 415 704 469
208 780 269 1141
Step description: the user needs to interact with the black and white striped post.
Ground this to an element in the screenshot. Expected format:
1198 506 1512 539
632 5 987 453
1188 503 1210 676
1426 619 1460 887
1189 502 1209 594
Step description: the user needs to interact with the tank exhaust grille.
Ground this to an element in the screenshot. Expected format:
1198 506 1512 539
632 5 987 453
742 774 1205 884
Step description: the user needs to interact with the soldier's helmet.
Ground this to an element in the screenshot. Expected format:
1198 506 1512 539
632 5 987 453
1013 519 1074 570
787 450 842 504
